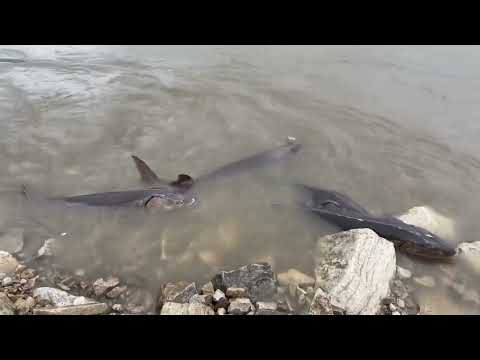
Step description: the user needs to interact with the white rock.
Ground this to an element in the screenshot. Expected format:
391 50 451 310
396 206 456 240
33 303 109 315
256 302 278 315
217 308 226 315
2 277 13 286
457 242 480 274
396 266 412 280
0 228 24 254
33 287 97 307
160 302 189 315
313 229 396 315
228 298 253 315
0 251 19 274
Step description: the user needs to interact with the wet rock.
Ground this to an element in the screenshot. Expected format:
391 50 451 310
14 297 35 315
389 303 397 312
0 292 15 315
190 294 213 306
162 282 197 304
228 298 253 315
93 277 120 297
112 304 123 312
309 288 334 315
106 286 127 299
313 229 396 315
277 269 315 288
2 276 13 286
33 303 109 315
160 302 189 315
0 228 24 254
0 251 19 274
200 281 215 296
212 263 276 302
256 301 278 315
457 242 480 274
33 287 96 307
392 311 401 315
212 289 229 309
413 276 436 288
187 302 215 315
226 287 249 298
20 279 27 285
396 206 456 240
396 266 412 280
217 308 226 315
37 238 61 258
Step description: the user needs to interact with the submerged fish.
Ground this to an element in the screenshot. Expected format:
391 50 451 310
287 184 457 260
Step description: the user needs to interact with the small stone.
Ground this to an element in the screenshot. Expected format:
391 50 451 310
0 251 19 274
212 289 229 308
217 308 226 315
20 279 27 285
226 287 249 298
2 276 13 286
112 304 123 312
0 228 24 254
256 301 278 315
15 264 27 273
392 311 401 315
413 276 436 288
247 311 255 315
106 286 127 299
0 292 15 315
187 302 215 315
396 266 412 280
228 298 253 315
277 268 315 288
309 288 334 315
93 277 120 296
190 294 213 306
160 302 189 315
389 303 396 312
33 303 109 315
14 297 35 315
74 269 86 277
20 268 35 279
397 299 405 308
200 281 215 296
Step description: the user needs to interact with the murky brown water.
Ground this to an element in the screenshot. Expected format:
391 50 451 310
1 45 480 314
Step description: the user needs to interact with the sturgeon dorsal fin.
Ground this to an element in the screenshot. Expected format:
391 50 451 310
131 155 162 184
169 174 194 190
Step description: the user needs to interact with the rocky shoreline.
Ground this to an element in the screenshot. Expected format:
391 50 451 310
1 206 480 315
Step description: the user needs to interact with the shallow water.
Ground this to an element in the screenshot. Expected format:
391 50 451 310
1 45 480 314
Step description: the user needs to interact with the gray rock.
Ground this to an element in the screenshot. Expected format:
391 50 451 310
256 301 278 315
313 229 396 315
212 263 276 302
33 303 109 315
0 228 24 254
309 288 334 315
277 269 315 288
14 297 35 315
200 281 215 296
2 277 12 286
93 277 120 296
112 304 123 312
226 287 249 298
212 289 229 309
413 276 436 288
396 266 412 280
228 298 253 315
106 286 127 299
0 251 19 274
33 287 96 307
162 282 197 304
190 294 213 306
160 302 189 315
0 292 15 315
187 302 215 315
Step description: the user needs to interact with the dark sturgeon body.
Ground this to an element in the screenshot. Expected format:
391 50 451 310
45 140 302 212
293 184 457 259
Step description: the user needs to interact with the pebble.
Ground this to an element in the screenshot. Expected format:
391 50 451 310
34 303 109 315
20 268 35 279
190 294 213 306
226 287 249 298
389 303 396 312
392 311 401 315
256 301 278 315
213 289 229 309
217 308 226 315
413 276 436 288
20 279 27 285
93 277 120 296
15 264 27 273
160 302 189 315
396 266 412 280
2 276 13 286
106 286 127 299
228 298 253 315
201 281 215 296
112 304 123 312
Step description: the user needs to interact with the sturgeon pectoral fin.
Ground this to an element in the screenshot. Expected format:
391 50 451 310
131 155 162 184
